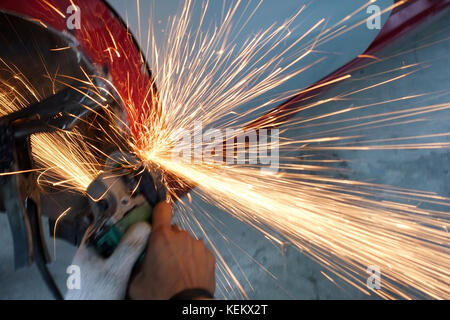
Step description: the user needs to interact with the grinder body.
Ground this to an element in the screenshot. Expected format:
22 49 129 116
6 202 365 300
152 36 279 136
86 162 166 258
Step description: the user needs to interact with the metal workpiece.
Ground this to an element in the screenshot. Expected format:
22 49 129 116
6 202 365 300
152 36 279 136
0 9 122 298
0 0 159 300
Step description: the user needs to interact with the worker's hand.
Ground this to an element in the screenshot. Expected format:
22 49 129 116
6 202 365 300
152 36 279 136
65 222 151 300
128 201 216 300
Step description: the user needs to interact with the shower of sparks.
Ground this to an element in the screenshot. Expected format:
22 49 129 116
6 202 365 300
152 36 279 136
129 0 450 299
31 131 100 191
1 0 449 299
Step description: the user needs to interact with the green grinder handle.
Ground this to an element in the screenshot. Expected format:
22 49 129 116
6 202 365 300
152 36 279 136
95 202 153 260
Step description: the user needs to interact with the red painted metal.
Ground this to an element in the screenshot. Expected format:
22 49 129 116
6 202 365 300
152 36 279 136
246 0 450 130
0 0 154 143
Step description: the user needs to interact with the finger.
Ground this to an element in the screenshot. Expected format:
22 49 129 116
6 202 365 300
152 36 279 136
152 201 173 230
109 222 151 271
71 225 104 264
72 242 105 267
171 224 182 232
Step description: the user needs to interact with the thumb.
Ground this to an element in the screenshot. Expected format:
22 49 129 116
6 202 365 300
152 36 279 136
151 200 173 230
107 222 151 271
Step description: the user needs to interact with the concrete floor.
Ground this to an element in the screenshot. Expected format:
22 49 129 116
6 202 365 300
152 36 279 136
1 2 449 299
